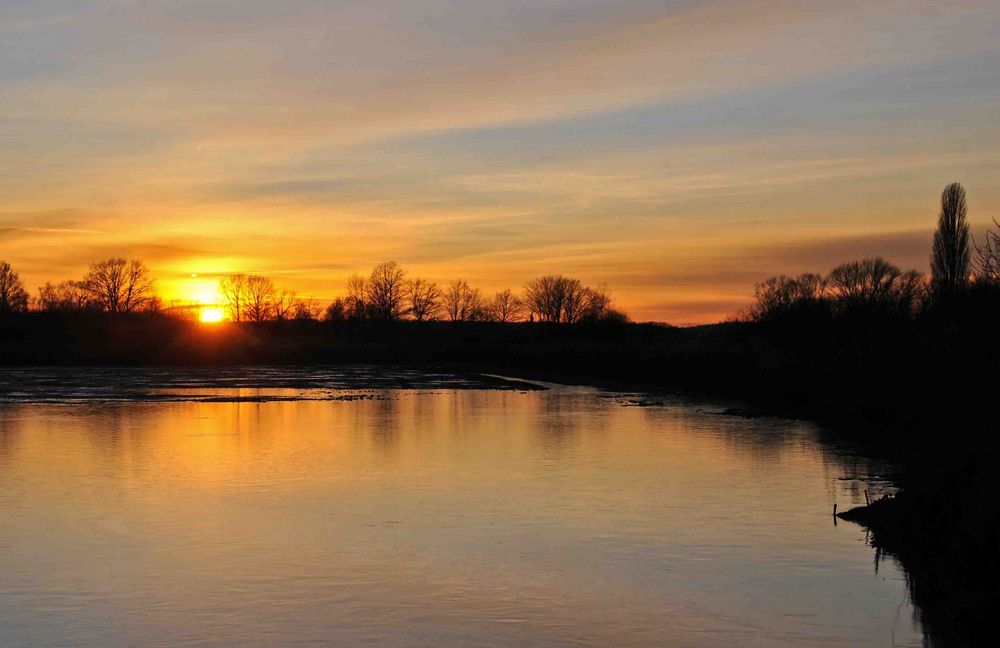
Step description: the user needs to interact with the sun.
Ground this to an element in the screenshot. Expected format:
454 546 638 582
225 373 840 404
199 307 225 323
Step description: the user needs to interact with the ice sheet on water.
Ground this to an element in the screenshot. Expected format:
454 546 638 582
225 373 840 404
0 365 542 404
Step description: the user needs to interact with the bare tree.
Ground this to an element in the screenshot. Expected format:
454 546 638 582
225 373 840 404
220 274 296 322
291 298 320 321
244 275 277 322
219 275 249 322
408 278 441 321
524 275 588 322
144 296 163 313
579 285 614 322
931 182 971 296
443 280 483 321
272 289 298 320
747 273 826 321
828 259 901 304
345 273 368 319
365 262 407 320
80 258 155 313
36 281 91 311
219 275 244 320
324 298 349 323
895 270 928 316
827 258 925 315
488 289 524 322
0 261 30 313
524 276 563 322
974 219 1000 284
561 282 589 323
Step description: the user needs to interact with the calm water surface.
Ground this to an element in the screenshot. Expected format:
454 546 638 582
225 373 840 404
0 369 921 646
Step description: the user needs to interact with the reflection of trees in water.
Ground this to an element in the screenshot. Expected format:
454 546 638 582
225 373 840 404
532 392 611 453
639 399 897 488
852 459 1000 648
640 398 976 646
364 394 401 460
409 390 436 446
826 443 997 647
638 405 902 544
0 406 24 462
693 400 995 648
859 528 991 648
0 404 153 490
81 404 128 456
238 401 278 455
44 401 286 478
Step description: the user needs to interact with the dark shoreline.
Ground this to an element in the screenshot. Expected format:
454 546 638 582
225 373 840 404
0 364 544 405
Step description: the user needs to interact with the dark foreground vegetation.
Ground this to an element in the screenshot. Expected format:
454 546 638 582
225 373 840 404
2 182 999 645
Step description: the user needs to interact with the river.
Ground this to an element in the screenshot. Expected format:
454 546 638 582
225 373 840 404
0 367 922 646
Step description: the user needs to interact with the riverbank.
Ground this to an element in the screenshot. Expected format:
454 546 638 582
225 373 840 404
837 470 1000 647
1 309 994 436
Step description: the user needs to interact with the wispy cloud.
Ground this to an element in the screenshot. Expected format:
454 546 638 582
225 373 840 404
1 1 999 321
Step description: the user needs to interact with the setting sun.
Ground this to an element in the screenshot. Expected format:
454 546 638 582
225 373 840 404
199 307 224 323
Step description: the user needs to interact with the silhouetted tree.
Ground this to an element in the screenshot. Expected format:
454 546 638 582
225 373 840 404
271 289 299 320
365 262 407 320
408 278 441 321
931 182 971 296
0 261 30 313
80 258 155 313
525 275 588 323
827 258 925 315
828 259 901 304
219 274 249 322
578 285 615 322
36 281 91 311
442 280 483 321
561 282 589 323
220 274 298 322
324 298 349 323
526 275 563 322
974 219 1000 284
894 270 928 315
747 273 826 321
244 275 277 322
291 298 320 321
345 274 368 319
488 289 524 322
144 296 164 313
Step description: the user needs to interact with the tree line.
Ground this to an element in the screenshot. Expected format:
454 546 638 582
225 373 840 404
1 258 159 315
743 182 999 321
217 274 317 322
211 265 624 324
323 263 625 323
0 256 627 324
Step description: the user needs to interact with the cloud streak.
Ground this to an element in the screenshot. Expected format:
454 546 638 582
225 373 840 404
1 1 999 322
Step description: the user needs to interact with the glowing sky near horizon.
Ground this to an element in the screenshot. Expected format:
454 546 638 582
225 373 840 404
2 1 999 323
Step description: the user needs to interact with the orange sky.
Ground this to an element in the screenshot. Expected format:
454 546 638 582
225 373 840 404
2 1 999 324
